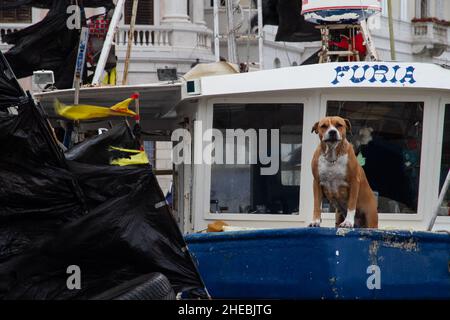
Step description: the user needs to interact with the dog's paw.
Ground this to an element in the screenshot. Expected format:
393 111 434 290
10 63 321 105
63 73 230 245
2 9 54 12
339 220 354 228
308 220 321 227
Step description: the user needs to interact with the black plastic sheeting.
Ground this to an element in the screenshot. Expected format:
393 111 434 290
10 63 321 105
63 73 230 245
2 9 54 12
3 0 114 89
65 124 139 165
0 52 207 299
0 0 114 10
251 0 321 43
0 54 26 108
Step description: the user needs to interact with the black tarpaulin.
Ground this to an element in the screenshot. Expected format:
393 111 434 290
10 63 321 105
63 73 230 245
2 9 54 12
2 0 114 89
0 51 206 299
65 124 139 165
251 0 321 42
0 0 114 9
0 53 25 108
3 0 79 89
0 54 86 267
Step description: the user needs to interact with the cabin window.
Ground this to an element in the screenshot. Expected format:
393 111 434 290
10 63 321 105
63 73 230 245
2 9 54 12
326 101 424 214
439 104 450 217
210 103 303 215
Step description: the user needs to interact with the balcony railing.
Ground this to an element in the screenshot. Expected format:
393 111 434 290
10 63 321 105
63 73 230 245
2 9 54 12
2 23 212 52
116 25 172 47
412 18 449 56
0 23 28 45
116 25 212 50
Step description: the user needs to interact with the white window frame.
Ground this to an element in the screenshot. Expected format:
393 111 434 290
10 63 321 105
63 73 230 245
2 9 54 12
190 89 445 231
416 0 430 18
319 89 439 224
197 95 308 224
435 99 450 227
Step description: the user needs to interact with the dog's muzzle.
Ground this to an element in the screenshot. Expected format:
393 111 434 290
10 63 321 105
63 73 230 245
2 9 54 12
323 128 341 142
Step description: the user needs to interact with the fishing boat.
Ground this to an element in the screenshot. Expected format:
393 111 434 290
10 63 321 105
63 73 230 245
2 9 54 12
173 59 450 299
32 1 450 300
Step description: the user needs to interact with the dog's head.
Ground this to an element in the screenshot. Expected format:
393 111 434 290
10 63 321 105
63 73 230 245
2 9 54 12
311 116 351 143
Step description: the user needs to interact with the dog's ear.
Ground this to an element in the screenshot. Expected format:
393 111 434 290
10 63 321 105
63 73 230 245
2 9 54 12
344 119 352 134
311 122 319 134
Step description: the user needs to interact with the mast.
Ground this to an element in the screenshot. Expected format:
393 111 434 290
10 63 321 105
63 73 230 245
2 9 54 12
92 0 126 86
73 1 89 105
213 0 220 61
122 0 139 85
225 0 238 64
387 0 396 60
257 0 263 70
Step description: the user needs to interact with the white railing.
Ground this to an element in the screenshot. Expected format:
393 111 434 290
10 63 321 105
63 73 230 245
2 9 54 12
196 30 213 49
116 25 172 47
0 23 29 45
412 21 448 46
116 25 213 50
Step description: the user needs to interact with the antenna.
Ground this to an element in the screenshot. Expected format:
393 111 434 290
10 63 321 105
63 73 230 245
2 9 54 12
212 0 264 69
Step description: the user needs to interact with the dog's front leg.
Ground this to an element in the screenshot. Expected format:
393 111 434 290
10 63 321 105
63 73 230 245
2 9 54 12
340 177 360 228
309 178 322 227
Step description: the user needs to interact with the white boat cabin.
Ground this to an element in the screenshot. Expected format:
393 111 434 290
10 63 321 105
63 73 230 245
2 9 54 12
174 61 450 233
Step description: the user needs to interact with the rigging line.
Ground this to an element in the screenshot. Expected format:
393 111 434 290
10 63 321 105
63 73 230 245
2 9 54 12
283 42 292 66
246 0 252 69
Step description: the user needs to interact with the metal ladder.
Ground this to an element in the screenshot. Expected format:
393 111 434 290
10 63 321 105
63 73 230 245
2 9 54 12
317 20 380 63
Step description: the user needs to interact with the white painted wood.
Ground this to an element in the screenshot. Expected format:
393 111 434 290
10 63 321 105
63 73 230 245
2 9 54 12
195 62 450 99
181 67 450 232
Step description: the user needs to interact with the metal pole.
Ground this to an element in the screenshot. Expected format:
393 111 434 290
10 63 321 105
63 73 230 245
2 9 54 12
428 169 450 231
387 0 396 61
73 1 88 105
257 0 263 70
74 27 89 104
92 0 126 85
226 0 237 64
122 0 139 85
213 0 220 61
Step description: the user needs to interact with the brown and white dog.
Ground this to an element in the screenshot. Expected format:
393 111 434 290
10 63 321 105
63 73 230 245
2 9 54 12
309 116 378 228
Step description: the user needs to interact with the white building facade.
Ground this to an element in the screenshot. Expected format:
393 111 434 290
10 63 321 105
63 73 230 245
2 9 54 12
1 1 449 83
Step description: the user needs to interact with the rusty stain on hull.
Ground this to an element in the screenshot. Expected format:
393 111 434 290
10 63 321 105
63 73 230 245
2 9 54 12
368 235 419 265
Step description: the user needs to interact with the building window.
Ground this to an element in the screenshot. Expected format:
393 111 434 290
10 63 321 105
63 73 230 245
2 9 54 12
327 101 424 214
210 103 303 215
420 0 429 18
0 1 31 23
125 0 154 25
210 0 226 7
400 0 408 21
439 104 450 216
435 0 444 20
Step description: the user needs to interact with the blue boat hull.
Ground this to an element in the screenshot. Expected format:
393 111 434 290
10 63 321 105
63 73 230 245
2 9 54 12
185 228 450 299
